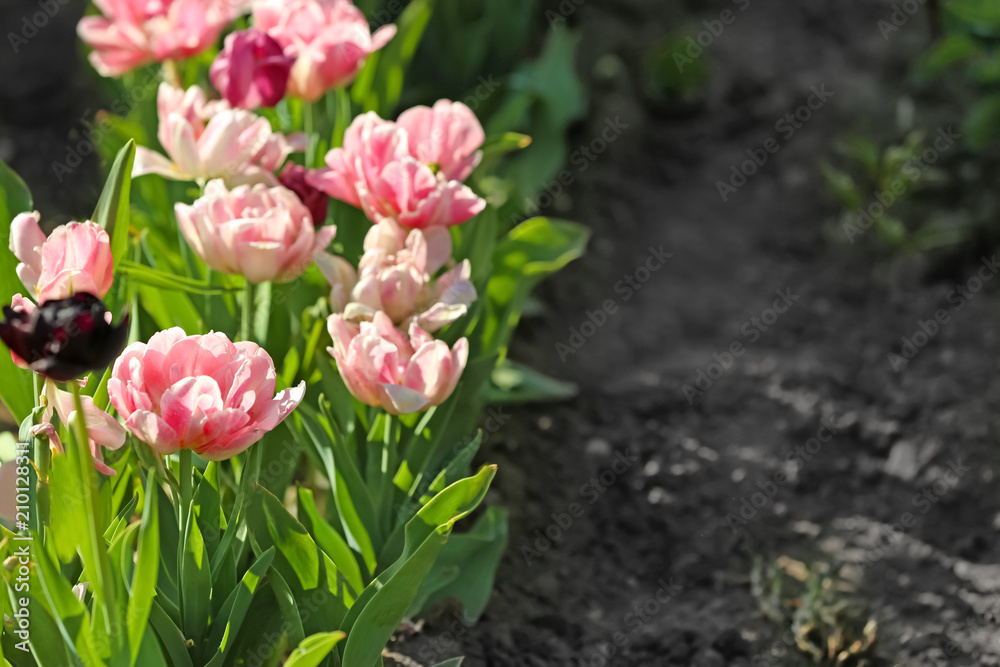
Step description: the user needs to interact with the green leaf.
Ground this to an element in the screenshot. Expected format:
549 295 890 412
486 359 577 404
93 139 136 266
32 541 104 666
203 547 276 667
284 632 346 667
480 132 532 161
128 474 160 666
0 159 35 421
354 0 433 113
149 601 195 667
245 485 349 636
179 506 212 645
410 507 508 622
963 93 1000 150
0 159 32 220
119 260 228 295
431 659 465 667
342 524 452 666
297 487 365 595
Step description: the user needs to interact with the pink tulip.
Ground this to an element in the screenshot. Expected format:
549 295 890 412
10 212 114 303
78 0 237 77
175 179 337 283
397 100 485 182
134 83 306 185
327 312 468 415
30 379 127 476
108 328 305 460
338 224 476 332
210 29 295 109
308 108 486 230
254 0 396 102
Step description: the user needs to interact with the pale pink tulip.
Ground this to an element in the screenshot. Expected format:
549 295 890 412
339 224 476 332
327 312 468 415
134 83 306 185
175 180 337 283
308 108 486 230
108 328 305 460
29 379 127 476
397 100 485 182
10 212 114 303
78 0 237 77
254 0 396 102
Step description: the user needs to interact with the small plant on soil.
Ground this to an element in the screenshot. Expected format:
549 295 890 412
752 555 881 666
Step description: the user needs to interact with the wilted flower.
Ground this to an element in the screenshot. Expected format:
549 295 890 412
108 328 305 460
30 379 127 476
328 312 468 415
78 0 236 77
279 164 330 227
0 293 129 383
10 212 114 303
133 83 307 185
175 179 337 283
210 28 295 109
253 0 396 102
308 104 486 230
335 223 476 332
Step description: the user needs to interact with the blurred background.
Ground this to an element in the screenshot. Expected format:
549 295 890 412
4 0 1000 665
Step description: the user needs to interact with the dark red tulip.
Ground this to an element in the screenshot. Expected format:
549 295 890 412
280 164 330 227
0 293 129 382
210 28 295 109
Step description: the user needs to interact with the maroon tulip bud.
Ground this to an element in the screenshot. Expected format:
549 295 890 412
0 293 129 382
210 28 295 110
280 164 330 227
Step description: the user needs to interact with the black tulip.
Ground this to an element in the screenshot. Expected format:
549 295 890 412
0 293 129 382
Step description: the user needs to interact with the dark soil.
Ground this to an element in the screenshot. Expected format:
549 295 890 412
390 0 1000 665
3 1 999 666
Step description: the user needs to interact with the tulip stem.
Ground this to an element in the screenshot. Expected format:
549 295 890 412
179 449 192 531
305 102 318 167
242 280 254 343
70 380 124 659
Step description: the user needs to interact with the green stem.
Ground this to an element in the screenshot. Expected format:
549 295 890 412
70 381 123 657
241 279 254 343
179 449 192 530
333 87 352 149
304 101 318 167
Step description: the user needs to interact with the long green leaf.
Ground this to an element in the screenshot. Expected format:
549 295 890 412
285 632 346 667
128 474 160 666
93 139 136 265
297 487 364 595
203 547 276 667
0 159 35 421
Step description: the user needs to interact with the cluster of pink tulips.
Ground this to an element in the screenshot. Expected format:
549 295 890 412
0 0 588 662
